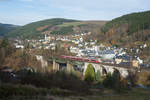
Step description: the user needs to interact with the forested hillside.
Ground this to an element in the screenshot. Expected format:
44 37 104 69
6 18 106 38
0 23 18 37
101 11 150 47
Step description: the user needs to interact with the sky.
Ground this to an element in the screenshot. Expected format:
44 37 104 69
0 0 150 25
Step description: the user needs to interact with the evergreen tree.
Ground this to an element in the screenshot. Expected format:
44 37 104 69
84 64 95 83
103 69 122 91
111 69 121 91
102 73 113 88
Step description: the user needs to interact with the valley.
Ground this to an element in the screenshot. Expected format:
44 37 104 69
0 10 150 100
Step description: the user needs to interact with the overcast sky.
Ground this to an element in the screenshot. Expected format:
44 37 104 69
0 0 149 25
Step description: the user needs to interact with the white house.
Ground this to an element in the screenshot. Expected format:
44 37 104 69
15 45 24 49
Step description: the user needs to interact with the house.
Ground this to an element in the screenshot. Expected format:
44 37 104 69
115 55 131 64
78 43 83 47
132 59 139 68
0 66 16 81
15 45 24 49
70 46 79 53
99 50 116 61
115 58 123 64
64 44 70 49
0 66 14 73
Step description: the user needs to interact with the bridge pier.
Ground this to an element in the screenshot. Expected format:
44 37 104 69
67 61 74 73
53 59 59 71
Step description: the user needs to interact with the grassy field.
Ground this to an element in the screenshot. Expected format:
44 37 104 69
2 87 150 100
57 21 107 27
57 22 84 27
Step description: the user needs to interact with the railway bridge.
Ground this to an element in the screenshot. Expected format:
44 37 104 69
51 56 134 78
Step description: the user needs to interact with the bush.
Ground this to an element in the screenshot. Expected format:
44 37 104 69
19 71 89 93
84 64 95 83
136 71 150 86
127 70 138 87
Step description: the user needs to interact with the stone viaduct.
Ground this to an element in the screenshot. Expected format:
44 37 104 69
52 59 133 78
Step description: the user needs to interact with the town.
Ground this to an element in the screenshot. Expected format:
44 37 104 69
13 32 149 70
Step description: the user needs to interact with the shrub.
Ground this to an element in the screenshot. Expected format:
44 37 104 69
127 70 138 87
136 71 150 86
19 71 89 93
84 64 95 83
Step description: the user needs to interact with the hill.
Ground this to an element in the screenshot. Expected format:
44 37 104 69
6 18 107 38
0 23 18 37
101 11 150 47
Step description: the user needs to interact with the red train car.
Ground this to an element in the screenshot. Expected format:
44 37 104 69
60 55 100 63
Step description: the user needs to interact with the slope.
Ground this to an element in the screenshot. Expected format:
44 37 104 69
6 18 107 38
0 23 18 37
101 10 150 47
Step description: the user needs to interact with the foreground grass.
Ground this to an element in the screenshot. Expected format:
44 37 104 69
0 84 150 100
0 84 80 99
87 89 149 100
